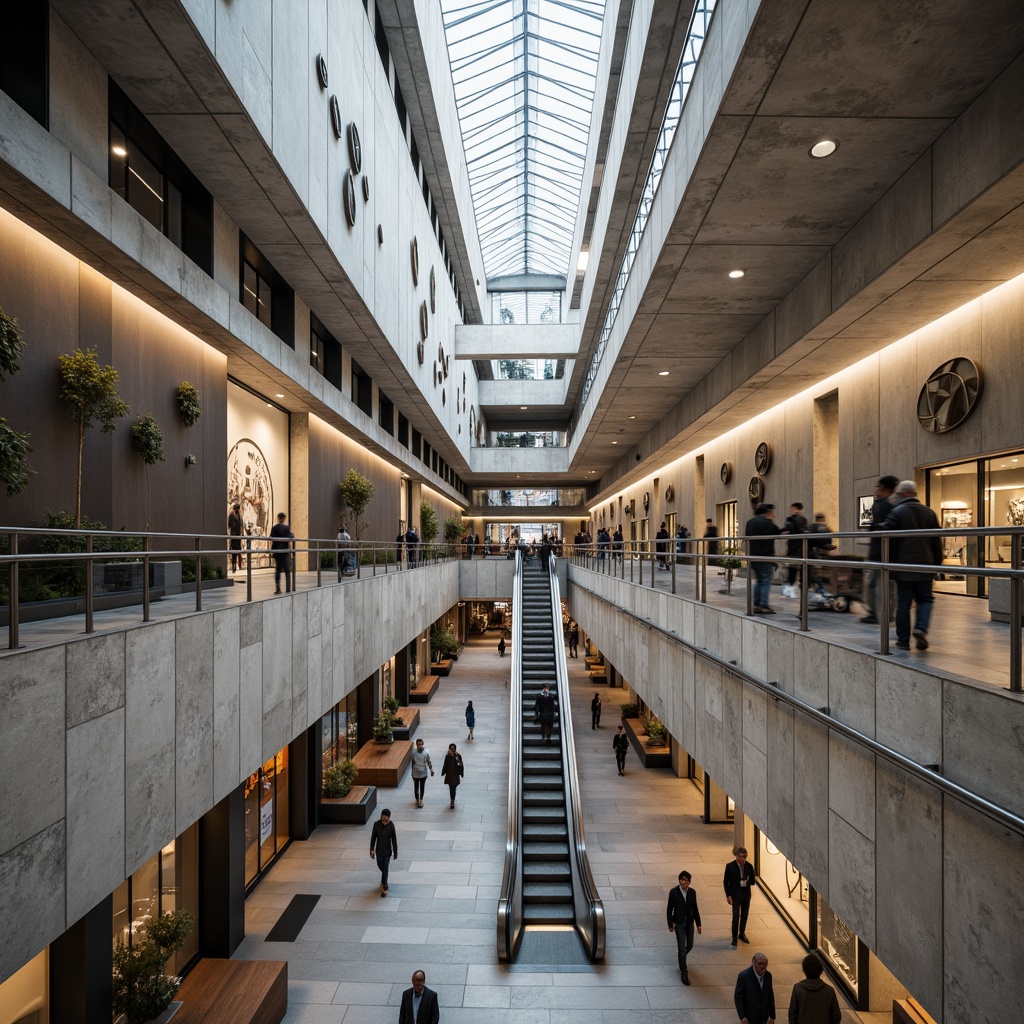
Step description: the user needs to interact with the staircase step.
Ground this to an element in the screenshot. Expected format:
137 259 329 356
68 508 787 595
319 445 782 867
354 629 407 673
523 809 567 826
522 882 574 903
521 775 564 790
523 861 571 881
523 904 575 924
522 823 569 841
523 792 564 807
523 842 570 860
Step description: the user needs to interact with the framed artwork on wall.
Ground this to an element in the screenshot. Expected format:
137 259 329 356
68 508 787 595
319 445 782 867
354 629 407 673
857 495 873 529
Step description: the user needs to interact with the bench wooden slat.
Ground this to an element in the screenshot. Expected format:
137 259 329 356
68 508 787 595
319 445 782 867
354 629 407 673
175 959 287 1024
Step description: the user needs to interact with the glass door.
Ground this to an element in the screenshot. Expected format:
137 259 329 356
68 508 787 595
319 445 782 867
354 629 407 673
927 460 980 596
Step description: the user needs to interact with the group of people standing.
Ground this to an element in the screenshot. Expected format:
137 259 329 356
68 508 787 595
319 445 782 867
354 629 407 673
744 476 941 650
667 848 842 1022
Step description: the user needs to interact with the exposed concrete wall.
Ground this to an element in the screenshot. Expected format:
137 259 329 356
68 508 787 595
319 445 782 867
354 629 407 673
0 564 458 982
567 568 1024 1024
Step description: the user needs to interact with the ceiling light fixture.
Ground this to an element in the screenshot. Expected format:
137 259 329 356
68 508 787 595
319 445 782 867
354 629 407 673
628 415 636 420
577 249 590 273
520 406 528 410
809 139 837 158
658 371 670 376
112 144 128 157
611 441 618 444
728 269 745 279
275 393 285 398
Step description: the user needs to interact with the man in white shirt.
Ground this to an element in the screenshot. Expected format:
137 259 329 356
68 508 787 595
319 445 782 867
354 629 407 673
410 738 434 808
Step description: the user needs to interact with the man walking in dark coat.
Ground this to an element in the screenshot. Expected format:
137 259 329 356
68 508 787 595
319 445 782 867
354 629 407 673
735 953 776 1024
861 475 899 623
882 480 943 650
724 846 756 945
369 808 398 896
666 870 702 984
398 970 440 1024
269 511 293 594
612 725 629 775
534 685 556 743
745 504 780 614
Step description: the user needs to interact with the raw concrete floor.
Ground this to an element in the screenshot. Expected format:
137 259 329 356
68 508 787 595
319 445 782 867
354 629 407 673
234 637 880 1024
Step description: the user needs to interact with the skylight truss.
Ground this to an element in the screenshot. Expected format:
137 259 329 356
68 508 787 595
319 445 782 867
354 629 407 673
442 0 605 280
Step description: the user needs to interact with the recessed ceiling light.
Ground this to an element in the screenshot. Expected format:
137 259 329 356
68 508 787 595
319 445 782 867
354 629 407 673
658 371 670 376
1014 459 1020 463
611 441 618 445
728 269 745 279
520 406 528 410
275 393 285 398
112 145 127 157
576 249 589 273
810 139 837 159
628 415 636 420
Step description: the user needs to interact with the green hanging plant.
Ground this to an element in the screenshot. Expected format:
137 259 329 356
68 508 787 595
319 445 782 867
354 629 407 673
0 416 34 496
0 305 26 381
176 381 202 428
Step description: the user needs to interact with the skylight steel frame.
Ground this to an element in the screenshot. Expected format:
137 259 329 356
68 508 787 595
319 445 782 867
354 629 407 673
442 0 605 281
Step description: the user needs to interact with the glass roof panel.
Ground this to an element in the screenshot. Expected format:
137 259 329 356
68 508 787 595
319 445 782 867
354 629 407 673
442 0 605 280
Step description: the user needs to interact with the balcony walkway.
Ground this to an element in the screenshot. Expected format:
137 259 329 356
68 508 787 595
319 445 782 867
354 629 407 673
571 558 1020 694
234 638 877 1024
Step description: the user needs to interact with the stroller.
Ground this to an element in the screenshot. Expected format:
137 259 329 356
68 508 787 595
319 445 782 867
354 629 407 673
805 561 863 613
806 579 851 613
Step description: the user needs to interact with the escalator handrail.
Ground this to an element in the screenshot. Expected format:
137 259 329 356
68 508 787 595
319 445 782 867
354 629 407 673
547 553 606 961
497 550 524 961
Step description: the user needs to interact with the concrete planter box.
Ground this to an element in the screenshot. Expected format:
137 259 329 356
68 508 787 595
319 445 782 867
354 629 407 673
409 675 440 703
391 707 420 741
621 716 672 768
988 577 1024 623
320 785 377 825
431 659 453 676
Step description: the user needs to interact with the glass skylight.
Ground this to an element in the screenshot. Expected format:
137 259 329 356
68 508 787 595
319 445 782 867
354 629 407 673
442 0 605 281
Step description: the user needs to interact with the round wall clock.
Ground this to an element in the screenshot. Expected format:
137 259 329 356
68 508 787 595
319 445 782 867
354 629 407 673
665 485 675 503
430 267 436 313
755 442 772 475
748 476 764 503
438 342 444 364
316 53 329 90
330 95 342 139
417 341 424 364
442 389 446 405
419 300 428 340
343 170 356 227
377 224 384 245
720 462 732 484
411 238 419 285
643 491 650 512
917 357 983 433
362 176 370 202
347 123 362 173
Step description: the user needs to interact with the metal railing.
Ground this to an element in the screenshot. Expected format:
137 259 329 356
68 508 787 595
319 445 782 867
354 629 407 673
566 525 1024 692
497 549 525 960
548 552 606 961
0 527 460 650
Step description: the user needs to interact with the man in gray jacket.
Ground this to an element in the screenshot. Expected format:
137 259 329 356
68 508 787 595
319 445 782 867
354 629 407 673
788 954 841 1024
882 480 943 651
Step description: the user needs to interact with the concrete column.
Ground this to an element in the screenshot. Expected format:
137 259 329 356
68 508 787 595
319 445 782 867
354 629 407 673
198 788 245 958
288 730 314 841
395 644 412 706
290 412 310 570
49 894 112 1024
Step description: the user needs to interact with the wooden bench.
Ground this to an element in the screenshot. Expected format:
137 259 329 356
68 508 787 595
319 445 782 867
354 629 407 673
589 671 608 684
391 706 420 740
175 958 287 1024
352 739 413 787
409 675 440 703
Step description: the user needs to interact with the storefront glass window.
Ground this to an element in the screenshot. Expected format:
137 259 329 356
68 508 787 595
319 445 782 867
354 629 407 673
816 896 859 998
111 825 199 976
984 454 1024 565
259 756 277 865
756 832 809 941
244 770 260 886
275 748 290 850
927 460 978 595
244 746 292 890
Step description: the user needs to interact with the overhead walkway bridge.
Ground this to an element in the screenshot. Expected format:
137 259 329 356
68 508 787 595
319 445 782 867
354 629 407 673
497 551 605 963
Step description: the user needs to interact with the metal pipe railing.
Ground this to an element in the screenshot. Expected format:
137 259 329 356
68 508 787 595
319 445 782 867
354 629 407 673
1 527 462 650
565 525 1024 693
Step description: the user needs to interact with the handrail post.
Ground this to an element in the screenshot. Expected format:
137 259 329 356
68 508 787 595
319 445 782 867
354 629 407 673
745 543 753 616
142 537 150 623
879 536 890 655
373 545 377 577
670 540 676 595
316 540 322 588
700 541 707 603
799 538 809 631
85 534 95 634
194 538 202 612
246 537 252 602
1010 532 1022 693
8 532 19 649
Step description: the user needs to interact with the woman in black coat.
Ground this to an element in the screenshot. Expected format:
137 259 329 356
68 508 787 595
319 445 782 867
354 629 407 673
441 743 464 809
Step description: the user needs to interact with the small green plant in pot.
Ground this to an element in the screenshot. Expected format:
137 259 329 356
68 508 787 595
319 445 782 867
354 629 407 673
112 909 194 1024
322 760 359 798
645 717 668 746
373 710 395 745
621 703 640 718
382 695 400 715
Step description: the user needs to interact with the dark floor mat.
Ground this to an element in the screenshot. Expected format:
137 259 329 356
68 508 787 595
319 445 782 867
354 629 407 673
265 893 321 941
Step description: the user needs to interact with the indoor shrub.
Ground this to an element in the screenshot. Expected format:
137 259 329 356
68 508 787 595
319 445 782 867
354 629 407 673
322 760 359 798
111 909 193 1024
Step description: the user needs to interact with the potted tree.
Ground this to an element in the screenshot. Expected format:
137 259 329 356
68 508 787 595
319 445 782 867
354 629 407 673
373 710 395 745
717 547 743 596
322 760 359 798
112 909 193 1024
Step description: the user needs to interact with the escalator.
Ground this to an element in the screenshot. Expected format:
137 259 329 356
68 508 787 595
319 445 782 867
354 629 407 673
497 551 604 962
